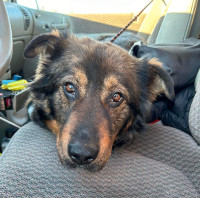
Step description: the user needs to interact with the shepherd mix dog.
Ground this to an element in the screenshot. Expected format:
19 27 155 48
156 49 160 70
24 30 174 171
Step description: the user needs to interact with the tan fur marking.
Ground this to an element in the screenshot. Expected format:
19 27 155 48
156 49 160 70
51 29 61 37
75 69 88 98
45 120 60 134
25 98 32 107
94 119 113 166
34 55 52 81
57 112 78 159
102 75 130 103
74 68 88 87
110 103 129 131
58 86 70 110
104 75 119 90
148 58 170 102
43 99 51 113
149 76 169 102
69 55 81 64
148 58 163 68
124 117 134 132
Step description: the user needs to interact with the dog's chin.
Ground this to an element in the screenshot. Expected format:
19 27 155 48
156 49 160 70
59 158 106 172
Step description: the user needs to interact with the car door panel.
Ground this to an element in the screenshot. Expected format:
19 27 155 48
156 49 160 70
5 2 33 75
28 8 72 37
5 2 72 78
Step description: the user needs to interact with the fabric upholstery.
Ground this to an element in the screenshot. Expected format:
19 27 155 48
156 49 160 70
0 122 199 197
125 123 200 193
137 0 168 42
155 0 198 44
195 69 200 90
189 75 200 143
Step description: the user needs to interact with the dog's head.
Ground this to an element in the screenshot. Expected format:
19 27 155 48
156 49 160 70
24 30 174 171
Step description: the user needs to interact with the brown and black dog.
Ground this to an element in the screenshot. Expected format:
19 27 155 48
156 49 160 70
24 30 174 171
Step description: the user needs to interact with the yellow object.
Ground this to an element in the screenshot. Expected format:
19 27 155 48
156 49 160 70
1 80 28 91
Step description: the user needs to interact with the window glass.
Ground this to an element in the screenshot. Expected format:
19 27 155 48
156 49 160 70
17 0 38 9
17 0 151 14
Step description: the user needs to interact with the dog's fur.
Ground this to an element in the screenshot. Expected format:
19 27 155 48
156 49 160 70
24 30 174 171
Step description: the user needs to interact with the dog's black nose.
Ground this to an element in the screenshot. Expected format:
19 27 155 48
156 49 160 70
68 142 99 165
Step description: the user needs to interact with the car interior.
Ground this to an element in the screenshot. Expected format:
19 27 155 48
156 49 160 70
0 0 200 197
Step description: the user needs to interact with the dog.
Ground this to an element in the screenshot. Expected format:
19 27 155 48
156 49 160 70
24 30 174 171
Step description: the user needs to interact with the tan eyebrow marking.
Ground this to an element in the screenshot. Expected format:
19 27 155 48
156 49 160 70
61 68 88 98
101 75 130 102
73 68 88 87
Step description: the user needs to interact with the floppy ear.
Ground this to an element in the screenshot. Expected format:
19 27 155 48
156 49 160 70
138 57 175 103
122 57 175 141
24 30 67 58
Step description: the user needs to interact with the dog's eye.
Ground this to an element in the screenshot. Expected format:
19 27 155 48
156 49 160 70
112 92 123 102
65 83 75 95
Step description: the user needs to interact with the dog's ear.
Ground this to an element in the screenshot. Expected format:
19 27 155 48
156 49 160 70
125 57 175 136
138 57 175 103
24 30 67 58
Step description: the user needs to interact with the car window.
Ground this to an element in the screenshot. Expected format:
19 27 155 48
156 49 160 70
17 0 38 9
17 0 151 14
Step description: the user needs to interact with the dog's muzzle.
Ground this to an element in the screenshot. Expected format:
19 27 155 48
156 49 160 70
68 141 99 165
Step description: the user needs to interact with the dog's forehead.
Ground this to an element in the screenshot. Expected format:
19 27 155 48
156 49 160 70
64 36 133 65
62 37 137 84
